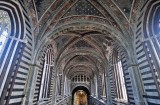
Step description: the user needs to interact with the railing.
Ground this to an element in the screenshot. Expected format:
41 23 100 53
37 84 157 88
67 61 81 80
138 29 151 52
90 96 130 105
90 96 106 105
55 95 71 105
37 95 71 105
38 98 51 105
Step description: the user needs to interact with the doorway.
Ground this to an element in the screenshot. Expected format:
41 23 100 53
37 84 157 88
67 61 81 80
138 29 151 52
72 86 90 105
74 90 87 105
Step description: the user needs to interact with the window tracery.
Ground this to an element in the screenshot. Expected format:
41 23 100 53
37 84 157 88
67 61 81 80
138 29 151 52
72 74 90 84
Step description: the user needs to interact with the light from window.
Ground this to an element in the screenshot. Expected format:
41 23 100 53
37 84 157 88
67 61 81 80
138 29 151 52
117 61 128 101
158 19 160 29
0 10 11 53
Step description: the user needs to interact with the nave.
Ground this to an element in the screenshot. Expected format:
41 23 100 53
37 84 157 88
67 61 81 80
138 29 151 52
0 0 160 105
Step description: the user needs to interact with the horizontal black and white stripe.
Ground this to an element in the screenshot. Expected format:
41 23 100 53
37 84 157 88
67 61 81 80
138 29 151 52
32 44 54 105
108 44 135 105
0 1 33 105
135 1 160 104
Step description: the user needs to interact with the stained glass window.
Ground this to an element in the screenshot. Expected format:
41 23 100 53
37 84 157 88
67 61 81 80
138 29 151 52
0 10 11 53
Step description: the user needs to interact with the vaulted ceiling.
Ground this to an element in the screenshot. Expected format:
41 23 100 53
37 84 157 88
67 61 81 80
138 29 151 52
27 0 145 79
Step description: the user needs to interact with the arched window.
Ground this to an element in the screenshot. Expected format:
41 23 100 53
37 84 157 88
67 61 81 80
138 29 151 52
72 74 90 83
111 50 128 102
144 1 160 86
39 52 53 99
134 1 160 104
0 10 11 53
153 7 160 35
117 60 128 101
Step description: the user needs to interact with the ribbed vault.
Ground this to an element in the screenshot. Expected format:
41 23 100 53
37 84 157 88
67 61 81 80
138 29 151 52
2 1 160 105
35 19 131 87
30 0 144 104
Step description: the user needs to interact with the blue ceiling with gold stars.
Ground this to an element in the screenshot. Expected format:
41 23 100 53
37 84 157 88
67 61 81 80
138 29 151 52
63 0 104 18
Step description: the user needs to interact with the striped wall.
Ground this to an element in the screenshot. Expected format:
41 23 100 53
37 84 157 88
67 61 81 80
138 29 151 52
120 50 135 105
135 1 160 105
97 74 103 99
0 0 33 105
108 44 135 105
32 44 55 105
108 54 117 104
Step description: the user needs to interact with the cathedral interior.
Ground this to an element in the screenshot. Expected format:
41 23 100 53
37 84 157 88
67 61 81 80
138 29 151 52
0 0 160 105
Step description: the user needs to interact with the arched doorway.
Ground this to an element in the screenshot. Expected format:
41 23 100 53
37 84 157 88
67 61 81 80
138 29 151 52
72 86 90 105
